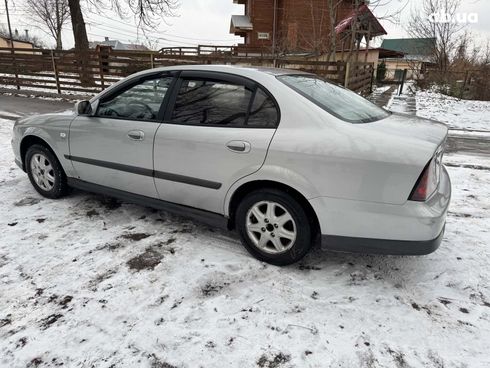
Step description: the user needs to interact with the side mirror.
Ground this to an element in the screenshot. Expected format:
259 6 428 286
76 100 93 116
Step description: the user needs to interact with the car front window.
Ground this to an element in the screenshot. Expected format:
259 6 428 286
277 74 390 123
97 76 173 121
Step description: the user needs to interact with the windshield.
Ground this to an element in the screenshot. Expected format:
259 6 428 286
277 74 390 123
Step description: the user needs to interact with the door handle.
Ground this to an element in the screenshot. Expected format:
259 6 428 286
226 140 251 153
128 130 145 141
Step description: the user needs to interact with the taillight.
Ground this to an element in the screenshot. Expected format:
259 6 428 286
409 146 444 202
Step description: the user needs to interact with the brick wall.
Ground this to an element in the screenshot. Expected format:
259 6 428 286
247 0 275 49
241 0 362 52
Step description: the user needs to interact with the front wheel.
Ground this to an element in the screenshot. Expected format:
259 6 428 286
25 144 69 199
236 189 312 265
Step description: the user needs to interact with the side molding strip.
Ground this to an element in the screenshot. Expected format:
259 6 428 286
64 155 222 190
67 178 228 229
153 170 222 190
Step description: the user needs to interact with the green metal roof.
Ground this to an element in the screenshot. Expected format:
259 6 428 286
380 38 436 56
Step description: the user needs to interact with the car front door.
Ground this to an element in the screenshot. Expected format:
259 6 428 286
68 73 175 198
153 71 279 214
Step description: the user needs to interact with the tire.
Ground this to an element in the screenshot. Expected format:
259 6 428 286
25 144 69 199
235 188 313 266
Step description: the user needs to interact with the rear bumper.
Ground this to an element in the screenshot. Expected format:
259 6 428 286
311 166 451 253
322 225 444 255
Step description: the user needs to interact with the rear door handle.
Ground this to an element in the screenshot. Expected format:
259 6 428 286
128 130 145 141
226 140 251 153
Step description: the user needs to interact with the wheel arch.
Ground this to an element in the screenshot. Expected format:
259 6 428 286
227 180 320 238
20 135 58 169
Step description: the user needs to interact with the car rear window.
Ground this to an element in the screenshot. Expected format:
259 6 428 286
172 79 252 126
277 75 390 123
171 78 278 128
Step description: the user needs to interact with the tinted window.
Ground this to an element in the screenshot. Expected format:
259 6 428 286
172 79 252 126
247 88 278 127
97 76 172 121
277 75 390 123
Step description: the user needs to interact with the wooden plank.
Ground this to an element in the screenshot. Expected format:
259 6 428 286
0 58 51 65
0 79 100 93
3 71 56 78
0 76 56 84
0 76 90 87
0 87 92 100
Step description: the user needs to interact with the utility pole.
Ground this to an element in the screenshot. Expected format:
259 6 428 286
272 0 277 66
4 0 20 89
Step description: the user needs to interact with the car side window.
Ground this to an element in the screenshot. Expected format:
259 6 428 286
171 79 253 126
97 76 173 121
247 88 279 127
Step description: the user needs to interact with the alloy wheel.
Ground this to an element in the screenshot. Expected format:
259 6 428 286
246 200 297 254
30 153 55 191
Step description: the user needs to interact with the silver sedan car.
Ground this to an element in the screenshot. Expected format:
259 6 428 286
11 65 451 265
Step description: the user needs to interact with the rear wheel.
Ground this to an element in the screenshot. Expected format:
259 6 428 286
26 144 69 199
236 189 312 265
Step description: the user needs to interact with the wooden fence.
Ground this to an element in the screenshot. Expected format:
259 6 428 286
160 45 269 58
344 63 375 94
0 47 374 98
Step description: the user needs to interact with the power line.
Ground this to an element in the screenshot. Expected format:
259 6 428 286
4 8 240 43
87 24 197 46
4 5 242 48
85 16 239 43
86 21 238 47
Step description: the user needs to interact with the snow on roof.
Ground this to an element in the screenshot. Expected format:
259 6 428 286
89 38 149 51
335 4 387 37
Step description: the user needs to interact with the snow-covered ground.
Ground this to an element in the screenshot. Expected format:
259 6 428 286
1 114 490 367
415 90 490 131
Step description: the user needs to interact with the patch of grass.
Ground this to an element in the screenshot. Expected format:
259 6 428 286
120 233 152 241
201 281 230 297
257 352 291 368
86 209 99 218
127 248 163 271
39 314 62 330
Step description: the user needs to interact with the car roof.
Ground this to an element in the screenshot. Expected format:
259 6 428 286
143 64 310 77
92 64 311 103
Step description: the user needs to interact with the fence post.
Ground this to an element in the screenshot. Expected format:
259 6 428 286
344 62 351 88
50 50 61 95
98 50 105 91
150 53 155 69
460 70 469 99
9 48 20 90
398 69 408 96
369 65 374 94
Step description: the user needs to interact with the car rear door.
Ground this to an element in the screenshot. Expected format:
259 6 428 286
153 71 279 214
68 73 176 198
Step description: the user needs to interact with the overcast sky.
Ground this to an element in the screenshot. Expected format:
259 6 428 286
0 0 489 50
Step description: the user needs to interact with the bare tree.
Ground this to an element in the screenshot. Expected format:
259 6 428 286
326 0 407 62
69 0 179 54
94 0 179 28
66 0 179 86
66 0 90 85
326 0 342 62
26 0 70 49
408 0 465 72
273 0 344 58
